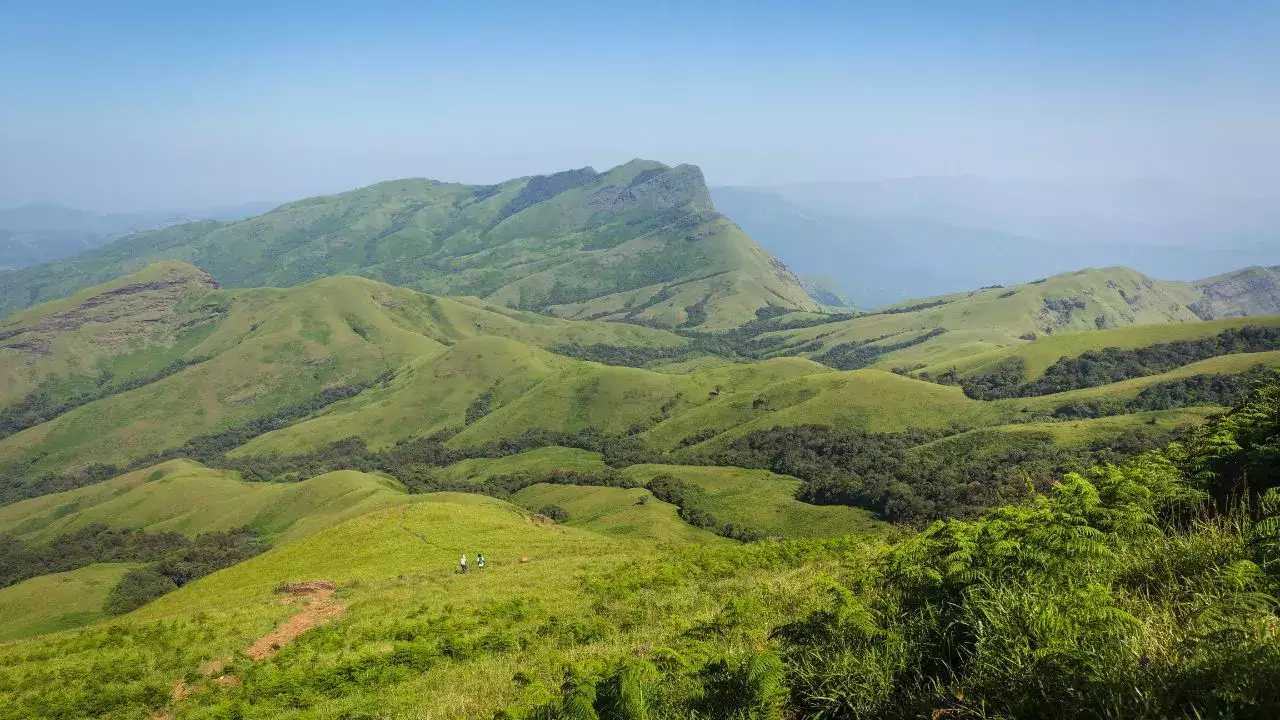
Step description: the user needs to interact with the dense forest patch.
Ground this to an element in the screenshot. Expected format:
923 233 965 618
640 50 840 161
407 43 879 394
0 524 265 614
956 325 1280 399
696 422 1180 523
1052 366 1280 419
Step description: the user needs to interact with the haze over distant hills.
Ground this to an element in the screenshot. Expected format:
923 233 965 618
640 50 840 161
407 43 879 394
715 180 1279 307
0 202 276 272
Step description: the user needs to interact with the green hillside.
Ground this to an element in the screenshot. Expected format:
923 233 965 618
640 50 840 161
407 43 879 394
3 257 1280 718
236 351 828 457
0 161 818 329
622 463 883 539
0 460 419 544
0 563 140 641
7 261 1277 503
415 446 886 540
0 260 220 407
508 483 725 544
749 266 1277 372
431 447 610 485
3 387 1278 719
0 265 682 478
920 315 1280 381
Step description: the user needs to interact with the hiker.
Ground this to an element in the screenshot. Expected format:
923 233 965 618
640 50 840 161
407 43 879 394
459 554 467 574
477 553 485 569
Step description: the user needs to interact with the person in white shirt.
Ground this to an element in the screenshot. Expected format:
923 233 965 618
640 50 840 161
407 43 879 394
459 554 467 574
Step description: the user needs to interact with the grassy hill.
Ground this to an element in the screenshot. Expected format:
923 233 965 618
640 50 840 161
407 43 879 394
0 491 874 719
0 161 818 329
415 446 887 541
431 446 610 485
0 562 141 642
0 260 220 407
918 315 1280 381
509 483 726 544
622 463 883 539
750 267 1278 372
7 262 1277 493
0 385 1276 720
235 351 829 457
0 460 419 545
0 264 682 478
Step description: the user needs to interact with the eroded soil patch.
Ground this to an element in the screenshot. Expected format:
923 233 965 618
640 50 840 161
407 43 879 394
247 580 345 661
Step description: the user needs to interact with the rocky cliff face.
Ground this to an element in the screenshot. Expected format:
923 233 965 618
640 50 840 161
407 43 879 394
0 262 219 355
586 164 713 216
1191 266 1280 319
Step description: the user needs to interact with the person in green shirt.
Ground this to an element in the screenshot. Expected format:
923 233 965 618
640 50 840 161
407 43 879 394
477 553 485 569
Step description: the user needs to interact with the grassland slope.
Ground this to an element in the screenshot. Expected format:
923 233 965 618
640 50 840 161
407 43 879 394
0 563 140 642
0 267 683 477
0 459 419 544
752 267 1274 371
0 160 817 329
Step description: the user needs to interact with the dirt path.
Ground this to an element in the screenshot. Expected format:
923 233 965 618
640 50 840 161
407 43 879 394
247 581 346 661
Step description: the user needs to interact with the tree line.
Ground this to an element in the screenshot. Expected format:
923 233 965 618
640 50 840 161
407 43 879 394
1052 366 1279 419
0 523 265 614
515 378 1280 719
0 356 208 440
0 369 397 507
956 325 1280 400
694 422 1181 524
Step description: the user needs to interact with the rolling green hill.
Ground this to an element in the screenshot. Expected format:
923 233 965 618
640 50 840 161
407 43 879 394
3 249 1280 719
0 460 420 545
6 260 1278 498
621 463 883 539
0 161 818 329
0 260 220 407
508 483 726 544
412 446 886 540
750 267 1280 372
0 264 682 478
1 384 1276 720
917 315 1280 381
0 562 141 641
233 350 830 457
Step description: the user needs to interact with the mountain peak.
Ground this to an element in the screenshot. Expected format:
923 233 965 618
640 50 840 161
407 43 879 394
0 162 812 328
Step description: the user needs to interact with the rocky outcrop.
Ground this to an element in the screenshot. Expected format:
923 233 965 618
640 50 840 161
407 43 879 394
1190 266 1280 319
586 164 713 216
0 264 220 353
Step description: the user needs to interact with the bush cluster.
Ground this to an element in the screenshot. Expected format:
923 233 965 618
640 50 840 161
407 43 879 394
517 381 1280 719
960 325 1280 399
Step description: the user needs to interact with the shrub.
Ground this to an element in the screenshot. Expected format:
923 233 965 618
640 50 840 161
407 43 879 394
104 568 177 615
539 505 570 523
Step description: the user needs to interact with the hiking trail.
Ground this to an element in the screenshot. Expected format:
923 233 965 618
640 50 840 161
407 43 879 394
246 581 345 661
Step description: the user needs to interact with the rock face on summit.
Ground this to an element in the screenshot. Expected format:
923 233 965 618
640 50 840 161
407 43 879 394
1192 266 1280 319
0 161 817 329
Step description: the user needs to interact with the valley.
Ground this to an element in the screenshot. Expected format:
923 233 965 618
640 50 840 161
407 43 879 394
0 162 1278 719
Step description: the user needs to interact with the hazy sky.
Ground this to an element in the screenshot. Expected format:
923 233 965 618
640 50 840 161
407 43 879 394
1 0 1277 211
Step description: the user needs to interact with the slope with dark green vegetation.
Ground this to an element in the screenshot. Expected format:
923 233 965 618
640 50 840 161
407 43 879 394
2 381 1279 719
0 161 818 329
733 266 1280 372
5 208 1280 719
0 262 684 484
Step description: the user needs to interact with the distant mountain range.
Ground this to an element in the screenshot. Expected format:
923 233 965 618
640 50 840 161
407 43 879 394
0 202 276 272
0 161 816 328
714 181 1278 307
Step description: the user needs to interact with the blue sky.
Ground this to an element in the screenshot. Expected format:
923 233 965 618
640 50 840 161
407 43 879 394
1 0 1276 210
